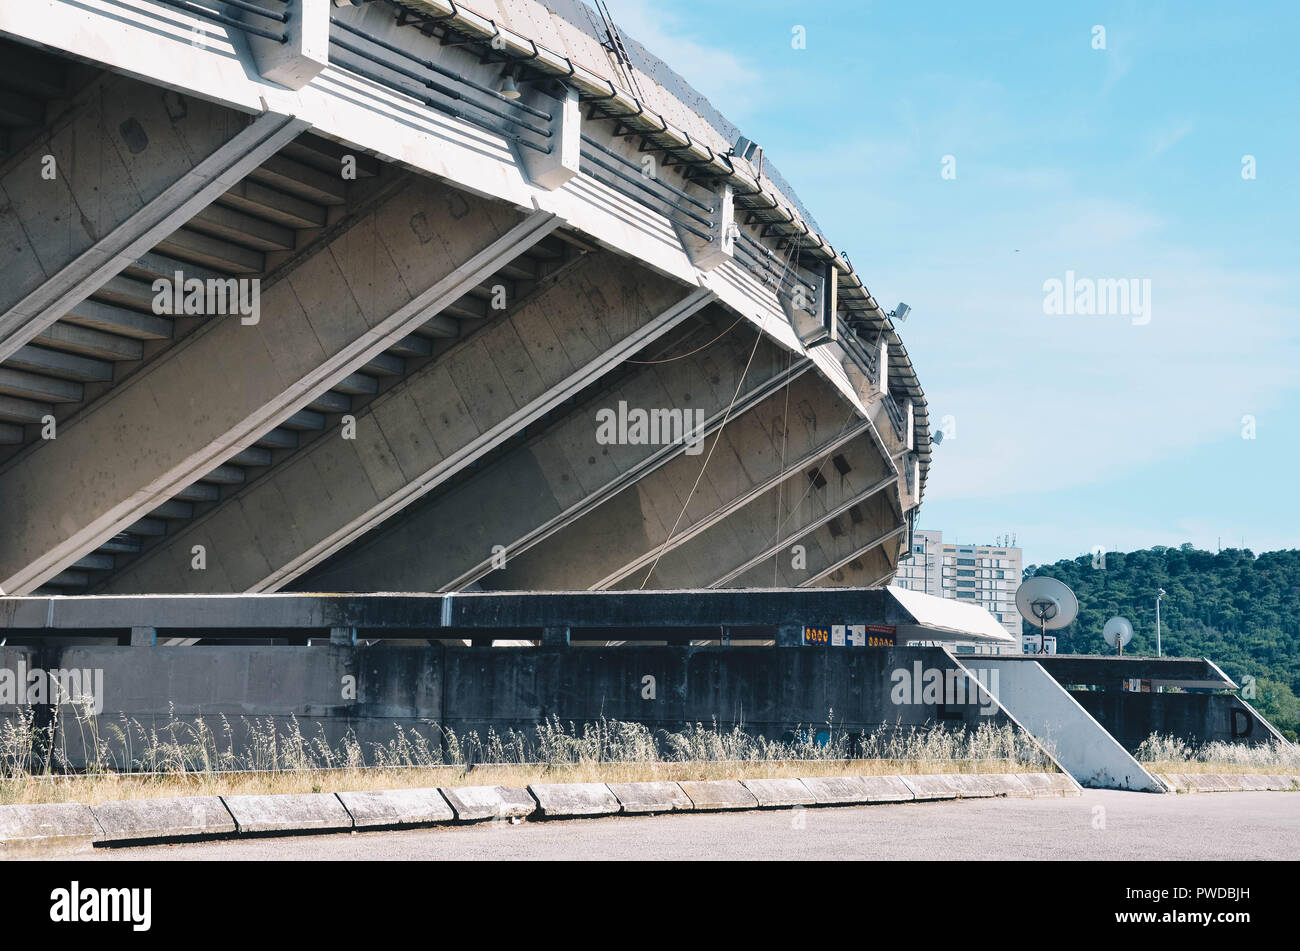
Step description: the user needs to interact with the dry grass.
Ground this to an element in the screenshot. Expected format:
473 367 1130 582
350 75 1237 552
0 707 1054 805
0 757 1041 806
1137 734 1300 774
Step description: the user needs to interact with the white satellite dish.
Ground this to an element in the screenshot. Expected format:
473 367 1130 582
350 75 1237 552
1103 616 1133 655
1015 577 1079 654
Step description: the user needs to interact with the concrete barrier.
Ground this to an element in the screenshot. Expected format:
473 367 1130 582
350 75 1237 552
528 783 620 818
1265 774 1299 791
1015 772 1081 797
678 780 759 811
1237 774 1271 791
800 775 876 805
899 774 964 801
607 781 693 814
946 774 1004 798
221 793 354 834
983 774 1034 797
92 796 235 843
438 785 537 821
741 778 815 808
336 789 455 829
858 775 915 802
0 803 102 856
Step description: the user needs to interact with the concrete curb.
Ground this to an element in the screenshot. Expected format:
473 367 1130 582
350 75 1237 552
92 796 236 843
0 803 102 857
678 779 759 811
606 781 693 814
21 770 1283 853
741 778 815 808
438 784 536 822
527 782 620 818
1159 773 1299 794
336 788 455 828
221 793 354 835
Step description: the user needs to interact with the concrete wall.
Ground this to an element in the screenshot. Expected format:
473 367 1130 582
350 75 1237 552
25 644 1005 768
1072 689 1281 751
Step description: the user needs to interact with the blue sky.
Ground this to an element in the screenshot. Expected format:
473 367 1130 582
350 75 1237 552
608 0 1300 566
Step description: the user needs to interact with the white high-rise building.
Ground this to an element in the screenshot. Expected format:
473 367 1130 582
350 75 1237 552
892 530 1023 637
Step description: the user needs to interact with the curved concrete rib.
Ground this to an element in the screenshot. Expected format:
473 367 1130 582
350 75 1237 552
0 179 558 594
296 313 811 593
1 79 305 361
98 258 715 594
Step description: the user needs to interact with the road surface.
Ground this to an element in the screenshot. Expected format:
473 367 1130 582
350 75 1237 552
81 789 1300 860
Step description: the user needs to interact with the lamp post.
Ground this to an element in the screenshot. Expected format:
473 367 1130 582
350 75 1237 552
1156 588 1166 657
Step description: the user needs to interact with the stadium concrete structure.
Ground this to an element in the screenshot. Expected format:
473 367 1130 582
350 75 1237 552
0 0 930 601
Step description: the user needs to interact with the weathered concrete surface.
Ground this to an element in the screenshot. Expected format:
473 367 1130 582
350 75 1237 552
336 788 455 828
221 793 353 834
944 774 1002 799
1074 689 1286 749
1014 772 1083 798
606 781 693 814
1 175 551 595
965 657 1164 792
898 773 963 801
857 775 915 803
678 780 759 811
104 256 709 595
799 775 876 805
527 782 620 818
741 777 815 808
92 795 235 842
439 785 537 822
298 312 803 593
0 802 102 856
981 774 1035 798
478 368 871 592
629 433 895 590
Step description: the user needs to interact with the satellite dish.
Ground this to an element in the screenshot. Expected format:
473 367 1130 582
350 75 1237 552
1015 577 1079 654
1103 616 1133 654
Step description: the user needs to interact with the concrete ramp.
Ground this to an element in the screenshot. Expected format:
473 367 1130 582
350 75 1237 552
951 654 1165 792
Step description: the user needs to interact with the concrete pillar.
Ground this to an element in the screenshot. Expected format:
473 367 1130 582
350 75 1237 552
0 76 306 362
129 626 156 646
0 177 560 594
477 369 877 592
329 626 355 646
99 257 714 594
541 626 570 646
295 311 808 592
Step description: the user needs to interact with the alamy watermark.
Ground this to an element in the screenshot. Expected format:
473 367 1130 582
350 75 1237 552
0 662 104 713
595 402 707 456
890 662 1000 715
1042 270 1151 325
151 271 260 325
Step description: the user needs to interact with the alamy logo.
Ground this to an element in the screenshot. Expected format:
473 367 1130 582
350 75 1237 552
1042 270 1151 325
0 663 103 713
890 662 1000 715
151 271 260 325
50 882 151 932
595 402 707 456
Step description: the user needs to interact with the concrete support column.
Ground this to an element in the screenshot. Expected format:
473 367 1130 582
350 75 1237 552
329 626 355 646
129 626 156 646
541 626 570 647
